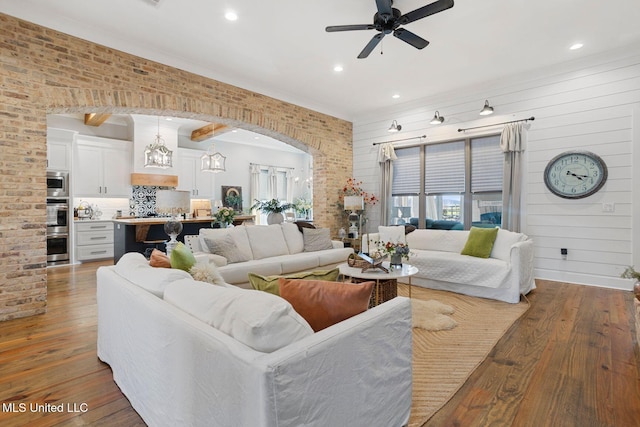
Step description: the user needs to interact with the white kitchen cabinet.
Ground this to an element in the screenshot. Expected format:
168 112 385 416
74 136 132 197
177 148 214 199
47 128 74 171
75 220 114 261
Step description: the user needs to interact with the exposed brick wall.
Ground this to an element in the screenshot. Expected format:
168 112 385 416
0 14 353 321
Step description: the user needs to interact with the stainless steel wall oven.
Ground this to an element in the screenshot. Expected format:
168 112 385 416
46 198 70 264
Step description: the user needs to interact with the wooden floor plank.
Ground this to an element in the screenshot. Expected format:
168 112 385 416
0 262 638 427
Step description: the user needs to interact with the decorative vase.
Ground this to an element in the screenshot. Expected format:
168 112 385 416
267 212 284 225
634 281 640 301
390 253 403 268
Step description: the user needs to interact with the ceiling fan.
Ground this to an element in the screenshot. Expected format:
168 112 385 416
326 0 454 59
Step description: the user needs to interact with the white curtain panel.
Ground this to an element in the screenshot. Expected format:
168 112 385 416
286 170 294 203
378 143 397 226
250 164 261 224
268 167 278 199
500 122 530 232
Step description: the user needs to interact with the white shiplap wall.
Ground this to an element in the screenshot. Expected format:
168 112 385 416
352 44 640 290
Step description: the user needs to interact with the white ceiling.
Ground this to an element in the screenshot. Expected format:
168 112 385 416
2 0 640 121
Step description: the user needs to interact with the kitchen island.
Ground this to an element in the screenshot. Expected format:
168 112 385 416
113 216 254 262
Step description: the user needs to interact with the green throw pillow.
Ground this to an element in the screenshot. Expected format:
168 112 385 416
248 268 340 296
460 227 499 258
170 242 197 271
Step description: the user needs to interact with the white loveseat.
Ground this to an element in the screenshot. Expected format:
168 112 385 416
185 223 353 287
96 253 412 427
363 227 535 303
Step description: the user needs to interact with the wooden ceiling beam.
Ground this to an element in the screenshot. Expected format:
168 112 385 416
84 113 111 127
190 123 229 142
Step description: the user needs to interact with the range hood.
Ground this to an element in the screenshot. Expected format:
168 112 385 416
130 173 178 187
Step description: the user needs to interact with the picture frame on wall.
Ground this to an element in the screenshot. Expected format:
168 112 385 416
222 186 243 212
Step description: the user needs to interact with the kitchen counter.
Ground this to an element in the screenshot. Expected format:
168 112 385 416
112 215 255 262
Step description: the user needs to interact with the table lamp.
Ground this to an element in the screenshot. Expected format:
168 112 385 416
343 195 364 239
156 190 191 256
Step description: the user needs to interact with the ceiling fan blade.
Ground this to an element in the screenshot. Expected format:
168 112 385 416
393 28 429 49
358 33 385 59
399 0 454 25
326 24 376 32
375 0 394 18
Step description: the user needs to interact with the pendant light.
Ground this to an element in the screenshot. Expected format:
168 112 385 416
479 100 494 116
144 116 173 169
388 120 402 132
201 143 226 173
430 111 445 125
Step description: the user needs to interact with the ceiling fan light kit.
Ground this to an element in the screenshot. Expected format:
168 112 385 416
430 111 445 124
388 120 402 132
326 0 454 59
479 100 494 116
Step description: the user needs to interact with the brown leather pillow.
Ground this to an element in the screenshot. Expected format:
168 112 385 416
294 220 316 233
404 224 417 234
149 249 172 268
278 278 374 332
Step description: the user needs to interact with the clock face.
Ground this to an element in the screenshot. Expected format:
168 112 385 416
543 151 607 199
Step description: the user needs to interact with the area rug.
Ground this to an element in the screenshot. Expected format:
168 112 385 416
403 285 530 427
412 299 457 331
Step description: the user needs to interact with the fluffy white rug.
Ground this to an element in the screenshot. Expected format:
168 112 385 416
411 299 458 331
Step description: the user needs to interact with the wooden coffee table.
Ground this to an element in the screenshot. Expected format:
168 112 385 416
338 262 418 307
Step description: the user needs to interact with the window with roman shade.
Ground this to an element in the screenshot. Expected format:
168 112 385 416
424 141 465 194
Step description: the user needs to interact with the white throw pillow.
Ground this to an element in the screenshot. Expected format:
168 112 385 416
378 225 406 245
114 252 192 298
164 279 314 353
490 229 527 261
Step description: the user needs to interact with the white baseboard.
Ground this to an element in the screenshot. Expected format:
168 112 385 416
534 269 634 292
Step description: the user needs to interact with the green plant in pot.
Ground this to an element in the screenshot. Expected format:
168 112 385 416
251 199 293 225
621 266 640 300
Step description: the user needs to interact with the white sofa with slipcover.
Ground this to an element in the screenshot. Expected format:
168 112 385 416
96 252 413 427
184 223 353 288
362 226 535 303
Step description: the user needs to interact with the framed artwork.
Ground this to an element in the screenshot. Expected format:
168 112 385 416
196 209 211 218
222 186 243 212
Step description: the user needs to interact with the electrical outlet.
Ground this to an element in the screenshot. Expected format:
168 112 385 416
602 202 615 212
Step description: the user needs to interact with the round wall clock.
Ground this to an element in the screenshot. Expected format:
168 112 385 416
543 150 608 199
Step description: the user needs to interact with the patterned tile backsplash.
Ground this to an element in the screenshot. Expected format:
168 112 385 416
130 185 172 217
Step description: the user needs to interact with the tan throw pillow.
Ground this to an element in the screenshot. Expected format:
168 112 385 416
204 235 250 264
278 278 374 332
302 227 333 252
149 249 171 268
248 269 340 296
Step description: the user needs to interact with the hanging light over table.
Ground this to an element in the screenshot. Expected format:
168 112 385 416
144 116 173 169
201 143 226 173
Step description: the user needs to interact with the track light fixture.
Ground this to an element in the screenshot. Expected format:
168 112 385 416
430 111 445 125
388 120 402 132
479 100 494 116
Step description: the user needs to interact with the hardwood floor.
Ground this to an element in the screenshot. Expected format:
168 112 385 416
0 261 638 427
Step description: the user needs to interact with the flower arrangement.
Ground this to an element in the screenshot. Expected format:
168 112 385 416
377 241 411 260
339 178 378 206
293 197 312 217
214 207 235 225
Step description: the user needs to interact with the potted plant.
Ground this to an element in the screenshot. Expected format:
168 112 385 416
293 197 312 219
621 266 640 300
250 199 293 224
213 207 235 228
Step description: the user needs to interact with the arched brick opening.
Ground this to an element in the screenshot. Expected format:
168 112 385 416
0 12 353 320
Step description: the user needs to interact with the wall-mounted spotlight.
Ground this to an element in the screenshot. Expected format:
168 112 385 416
479 100 494 116
388 120 402 132
430 111 445 125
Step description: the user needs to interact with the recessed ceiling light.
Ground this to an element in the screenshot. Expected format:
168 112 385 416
392 94 400 99
569 42 583 50
254 136 260 140
333 65 344 72
225 11 238 21
165 118 172 121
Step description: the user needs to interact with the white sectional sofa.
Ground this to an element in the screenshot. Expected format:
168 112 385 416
185 223 353 287
363 227 535 303
96 253 413 427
